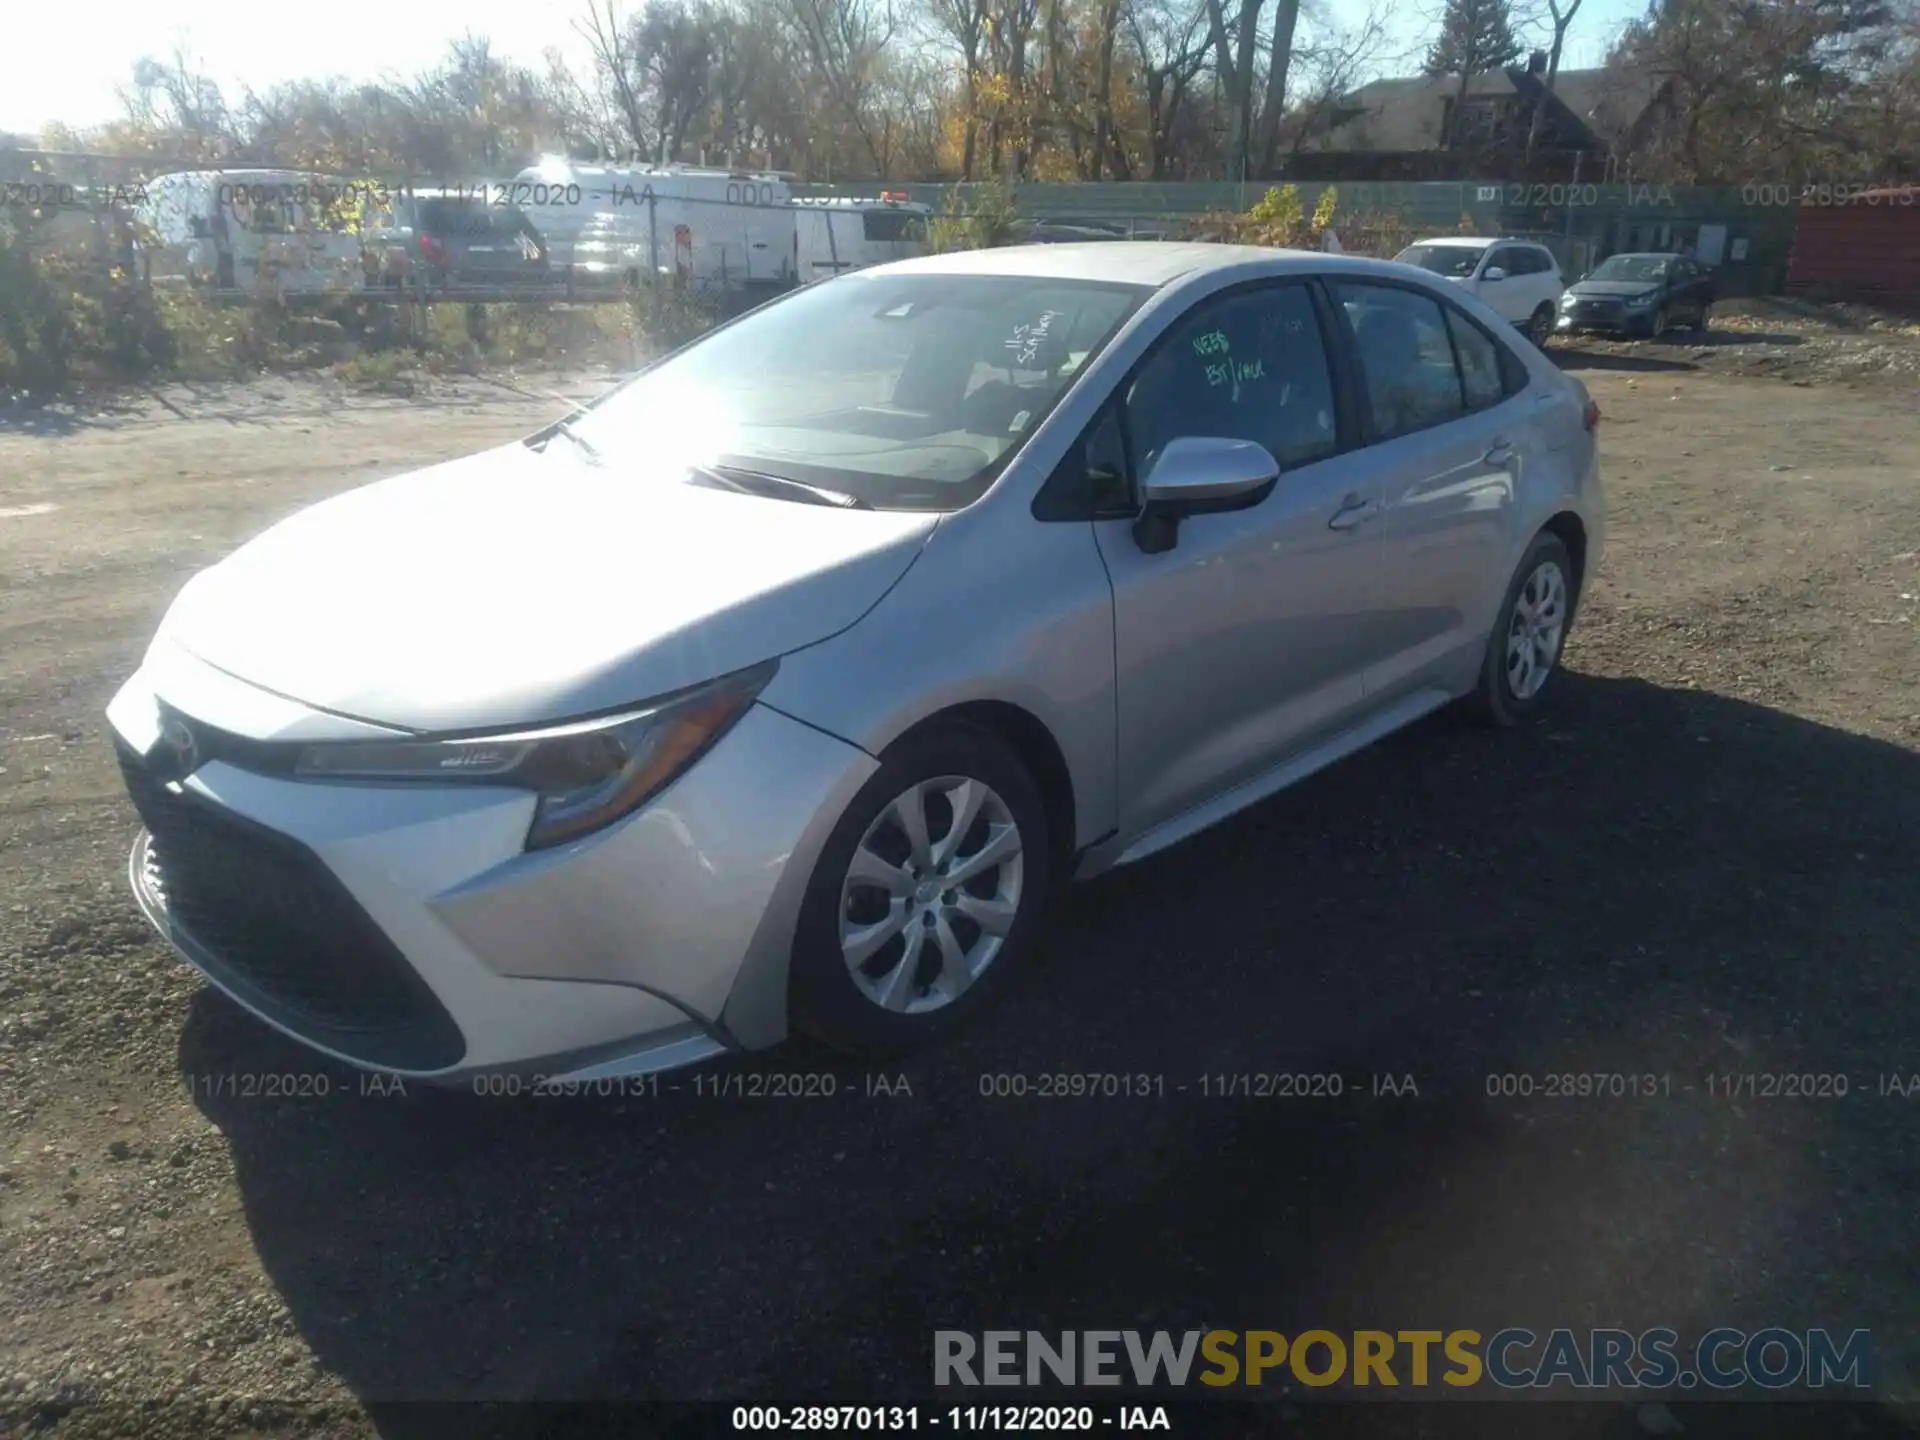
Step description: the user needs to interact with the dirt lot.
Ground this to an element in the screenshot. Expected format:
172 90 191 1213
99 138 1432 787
1 329 1918 1439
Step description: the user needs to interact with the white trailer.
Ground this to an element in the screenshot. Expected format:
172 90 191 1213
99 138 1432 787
510 159 797 293
792 194 933 282
135 169 367 293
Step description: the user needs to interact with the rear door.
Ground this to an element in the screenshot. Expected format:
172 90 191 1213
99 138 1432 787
460 203 547 286
1327 279 1521 701
1477 246 1527 323
1093 278 1392 841
1518 246 1562 318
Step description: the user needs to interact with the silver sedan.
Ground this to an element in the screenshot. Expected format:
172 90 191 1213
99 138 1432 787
107 242 1604 1081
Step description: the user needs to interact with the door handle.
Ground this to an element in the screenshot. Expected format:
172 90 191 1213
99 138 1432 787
1483 437 1516 466
1327 494 1380 531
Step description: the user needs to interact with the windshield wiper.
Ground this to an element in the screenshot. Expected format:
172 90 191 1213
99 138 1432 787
689 463 870 509
548 417 605 465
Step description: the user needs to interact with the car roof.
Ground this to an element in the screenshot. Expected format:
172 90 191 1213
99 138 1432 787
1602 251 1677 259
1411 236 1553 249
871 242 1442 289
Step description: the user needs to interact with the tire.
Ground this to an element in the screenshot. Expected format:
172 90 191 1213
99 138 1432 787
1691 303 1711 335
1648 305 1668 339
789 723 1053 1056
1467 532 1577 727
1526 304 1556 348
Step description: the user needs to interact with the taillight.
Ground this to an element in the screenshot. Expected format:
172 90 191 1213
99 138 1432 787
419 233 447 264
1583 398 1602 431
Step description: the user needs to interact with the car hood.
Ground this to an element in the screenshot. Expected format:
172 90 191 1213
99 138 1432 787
1566 281 1661 300
159 442 940 732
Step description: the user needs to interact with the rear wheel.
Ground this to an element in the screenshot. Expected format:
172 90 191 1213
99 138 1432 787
1467 532 1577 727
790 724 1052 1055
1526 304 1556 348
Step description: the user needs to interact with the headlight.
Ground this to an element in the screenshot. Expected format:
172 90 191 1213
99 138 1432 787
294 660 776 850
1624 292 1656 308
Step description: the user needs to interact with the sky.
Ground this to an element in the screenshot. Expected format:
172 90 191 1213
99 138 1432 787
1 0 1647 141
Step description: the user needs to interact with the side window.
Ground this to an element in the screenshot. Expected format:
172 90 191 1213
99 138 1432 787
1123 283 1338 477
1445 307 1506 411
1485 247 1516 276
1334 282 1468 440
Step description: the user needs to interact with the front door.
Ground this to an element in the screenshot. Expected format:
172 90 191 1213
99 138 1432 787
1093 279 1391 842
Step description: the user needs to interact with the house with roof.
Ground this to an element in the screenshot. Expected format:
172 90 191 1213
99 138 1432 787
1283 54 1675 181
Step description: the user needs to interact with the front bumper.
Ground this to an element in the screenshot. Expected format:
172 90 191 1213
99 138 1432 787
107 653 877 1083
1557 305 1656 336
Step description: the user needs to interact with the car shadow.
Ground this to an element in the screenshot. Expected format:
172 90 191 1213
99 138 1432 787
0 392 152 436
1685 331 1807 348
180 673 1920 1427
1550 348 1699 374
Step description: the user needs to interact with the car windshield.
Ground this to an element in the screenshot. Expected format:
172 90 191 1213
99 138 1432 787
561 272 1147 511
1395 244 1487 278
1588 255 1672 283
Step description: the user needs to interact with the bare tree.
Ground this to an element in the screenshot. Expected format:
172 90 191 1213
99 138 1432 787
779 0 900 174
1523 0 1584 160
1278 4 1394 159
927 0 993 174
1127 0 1213 177
1254 0 1303 174
1202 0 1265 178
577 0 654 159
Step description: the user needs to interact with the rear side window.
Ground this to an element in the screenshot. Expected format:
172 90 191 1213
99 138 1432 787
490 204 541 239
1445 309 1506 411
863 209 927 243
1334 282 1466 440
419 200 490 236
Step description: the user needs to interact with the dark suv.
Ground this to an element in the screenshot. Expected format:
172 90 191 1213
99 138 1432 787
364 189 550 291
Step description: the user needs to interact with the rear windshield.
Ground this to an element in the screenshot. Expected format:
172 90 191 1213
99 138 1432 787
1588 254 1672 282
1394 244 1486 278
418 199 536 238
863 209 928 243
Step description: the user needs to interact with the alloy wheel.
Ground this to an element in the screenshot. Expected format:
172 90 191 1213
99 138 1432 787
1505 559 1568 701
839 776 1025 1015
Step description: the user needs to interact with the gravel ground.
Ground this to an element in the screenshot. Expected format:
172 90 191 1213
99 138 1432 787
1 336 1917 1440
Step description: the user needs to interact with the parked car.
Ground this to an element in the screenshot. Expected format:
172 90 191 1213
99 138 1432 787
1557 252 1716 339
1393 236 1565 347
363 188 550 291
108 243 1604 1085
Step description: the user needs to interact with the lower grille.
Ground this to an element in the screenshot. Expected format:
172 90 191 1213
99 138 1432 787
118 742 466 1071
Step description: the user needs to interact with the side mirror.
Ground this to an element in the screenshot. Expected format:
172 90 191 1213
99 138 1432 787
1132 436 1280 555
1482 265 1508 282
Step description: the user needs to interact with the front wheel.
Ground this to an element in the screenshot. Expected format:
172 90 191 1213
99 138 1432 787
1467 532 1577 727
789 724 1052 1055
1692 303 1711 334
1526 304 1556 348
1648 305 1668 339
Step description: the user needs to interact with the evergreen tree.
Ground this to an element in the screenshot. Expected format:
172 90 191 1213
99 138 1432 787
1423 0 1525 77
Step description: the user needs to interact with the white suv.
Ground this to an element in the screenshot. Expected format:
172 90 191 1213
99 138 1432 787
1394 237 1565 347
